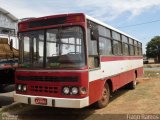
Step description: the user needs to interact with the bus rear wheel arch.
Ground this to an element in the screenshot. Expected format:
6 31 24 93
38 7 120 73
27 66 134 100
127 71 137 89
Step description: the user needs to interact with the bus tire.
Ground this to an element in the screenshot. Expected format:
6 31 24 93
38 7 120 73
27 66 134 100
95 83 110 108
0 85 4 91
127 74 137 89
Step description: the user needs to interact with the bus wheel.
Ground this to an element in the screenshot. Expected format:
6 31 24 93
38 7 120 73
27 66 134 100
0 85 4 91
128 74 137 89
95 83 110 108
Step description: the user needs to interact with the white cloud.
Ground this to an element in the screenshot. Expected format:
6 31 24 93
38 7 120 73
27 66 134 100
76 0 160 20
0 0 160 21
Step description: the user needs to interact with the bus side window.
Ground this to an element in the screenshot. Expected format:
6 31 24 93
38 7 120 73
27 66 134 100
88 56 99 69
87 28 99 69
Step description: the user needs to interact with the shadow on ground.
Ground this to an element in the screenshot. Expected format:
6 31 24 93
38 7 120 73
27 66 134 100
0 96 14 108
0 85 15 108
1 85 133 120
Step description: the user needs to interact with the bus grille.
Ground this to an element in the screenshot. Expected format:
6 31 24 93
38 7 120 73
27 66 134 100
30 85 59 94
17 76 78 82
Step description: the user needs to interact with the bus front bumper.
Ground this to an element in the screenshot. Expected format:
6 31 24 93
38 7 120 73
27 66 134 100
14 94 89 108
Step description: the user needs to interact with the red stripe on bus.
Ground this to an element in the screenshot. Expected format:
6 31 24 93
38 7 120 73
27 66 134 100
101 56 143 62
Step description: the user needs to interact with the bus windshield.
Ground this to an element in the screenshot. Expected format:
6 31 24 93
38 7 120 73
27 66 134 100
19 26 86 69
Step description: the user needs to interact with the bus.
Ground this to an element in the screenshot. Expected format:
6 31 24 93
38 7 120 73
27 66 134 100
14 13 143 108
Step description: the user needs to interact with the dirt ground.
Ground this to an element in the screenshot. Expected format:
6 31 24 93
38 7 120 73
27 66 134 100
0 70 160 120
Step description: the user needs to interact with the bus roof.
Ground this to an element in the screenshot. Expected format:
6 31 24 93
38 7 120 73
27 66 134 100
85 14 140 42
19 13 140 42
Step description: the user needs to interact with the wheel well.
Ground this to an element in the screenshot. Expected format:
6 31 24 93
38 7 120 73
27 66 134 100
135 70 138 78
105 79 113 93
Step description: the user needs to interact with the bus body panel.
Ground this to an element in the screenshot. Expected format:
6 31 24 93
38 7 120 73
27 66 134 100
16 70 89 98
89 67 143 105
88 56 143 104
14 94 89 108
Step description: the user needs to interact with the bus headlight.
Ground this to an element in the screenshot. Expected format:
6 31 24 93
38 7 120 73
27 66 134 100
22 85 27 91
80 87 87 95
63 87 70 95
17 84 27 92
17 84 22 91
71 87 79 95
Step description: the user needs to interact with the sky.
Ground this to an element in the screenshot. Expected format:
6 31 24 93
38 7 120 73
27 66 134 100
1 0 160 53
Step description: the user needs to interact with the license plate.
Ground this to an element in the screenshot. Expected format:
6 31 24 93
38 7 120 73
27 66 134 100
35 98 47 105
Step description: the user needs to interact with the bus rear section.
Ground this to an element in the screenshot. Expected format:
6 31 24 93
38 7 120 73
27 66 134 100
14 13 143 109
84 18 143 108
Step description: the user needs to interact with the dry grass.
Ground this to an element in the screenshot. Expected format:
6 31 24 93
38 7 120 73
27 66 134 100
144 63 160 68
143 70 160 78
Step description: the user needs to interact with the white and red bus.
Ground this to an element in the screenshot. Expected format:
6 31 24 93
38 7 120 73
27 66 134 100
14 13 143 108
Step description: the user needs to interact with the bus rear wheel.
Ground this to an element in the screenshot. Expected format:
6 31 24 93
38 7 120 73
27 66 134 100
95 83 110 108
127 74 137 89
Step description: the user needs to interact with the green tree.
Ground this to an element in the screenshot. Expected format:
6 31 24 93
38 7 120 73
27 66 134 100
146 36 160 63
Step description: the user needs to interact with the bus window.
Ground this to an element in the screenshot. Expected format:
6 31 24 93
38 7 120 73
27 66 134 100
112 31 121 41
90 29 98 40
113 40 122 55
134 46 138 56
99 37 112 55
129 45 135 56
46 27 85 68
20 31 45 67
122 35 129 55
112 31 122 55
87 28 99 69
138 42 142 56
98 26 111 38
129 38 134 44
123 43 129 55
88 28 98 55
122 35 128 43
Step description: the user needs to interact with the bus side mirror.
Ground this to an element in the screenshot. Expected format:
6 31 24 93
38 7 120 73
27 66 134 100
90 29 98 41
10 39 13 51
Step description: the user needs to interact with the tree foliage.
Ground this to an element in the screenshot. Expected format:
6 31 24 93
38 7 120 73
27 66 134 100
146 36 160 62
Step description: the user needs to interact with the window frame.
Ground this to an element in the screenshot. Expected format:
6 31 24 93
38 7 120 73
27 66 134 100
111 30 122 55
19 25 87 69
87 19 142 58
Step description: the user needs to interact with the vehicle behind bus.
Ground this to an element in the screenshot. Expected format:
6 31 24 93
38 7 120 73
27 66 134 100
0 36 19 90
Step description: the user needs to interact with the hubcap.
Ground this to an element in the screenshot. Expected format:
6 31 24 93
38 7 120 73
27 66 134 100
101 87 108 102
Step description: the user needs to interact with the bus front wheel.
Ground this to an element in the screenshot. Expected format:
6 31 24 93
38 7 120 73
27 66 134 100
95 83 110 108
